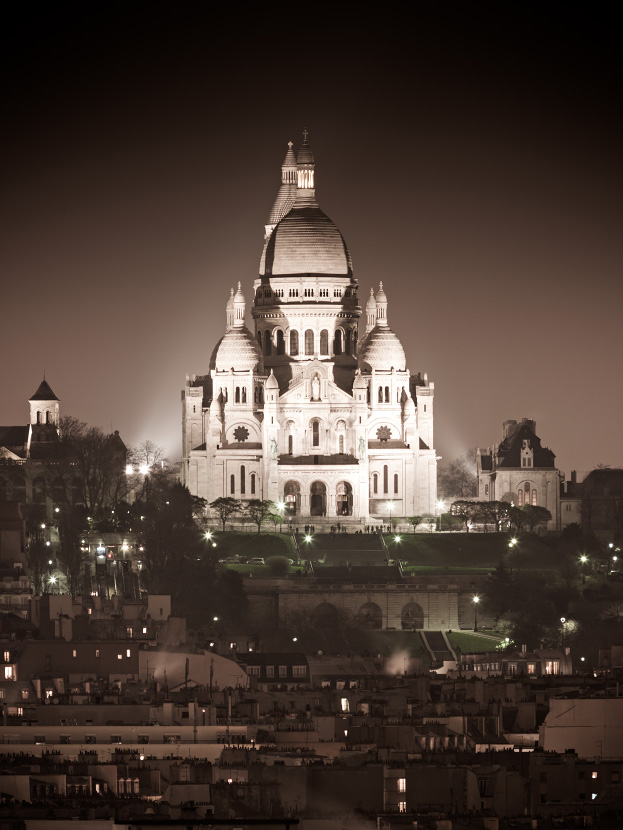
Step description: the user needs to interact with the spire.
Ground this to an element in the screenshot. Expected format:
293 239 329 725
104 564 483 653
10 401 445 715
365 287 377 333
265 141 298 240
30 379 59 401
232 281 246 328
29 378 60 427
225 287 235 331
375 282 388 327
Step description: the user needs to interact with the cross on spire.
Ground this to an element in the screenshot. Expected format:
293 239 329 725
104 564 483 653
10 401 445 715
302 128 308 142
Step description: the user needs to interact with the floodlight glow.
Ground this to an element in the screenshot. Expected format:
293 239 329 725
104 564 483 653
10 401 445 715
472 595 480 603
49 576 56 584
580 554 588 563
126 465 134 475
139 464 149 475
305 535 312 542
41 523 46 529
394 535 401 542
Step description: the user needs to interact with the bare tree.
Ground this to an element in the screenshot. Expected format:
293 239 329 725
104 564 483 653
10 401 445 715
209 497 242 531
245 499 276 534
438 450 477 499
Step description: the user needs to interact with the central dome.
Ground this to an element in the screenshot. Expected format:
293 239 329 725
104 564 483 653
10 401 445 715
358 326 407 371
260 204 353 276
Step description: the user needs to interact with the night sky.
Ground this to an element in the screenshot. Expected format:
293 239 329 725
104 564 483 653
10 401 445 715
2 1 621 478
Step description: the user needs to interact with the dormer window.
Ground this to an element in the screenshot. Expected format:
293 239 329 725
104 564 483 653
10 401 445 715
520 439 533 468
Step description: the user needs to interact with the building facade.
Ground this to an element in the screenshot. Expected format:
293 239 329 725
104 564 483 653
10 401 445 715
182 135 437 522
476 418 561 530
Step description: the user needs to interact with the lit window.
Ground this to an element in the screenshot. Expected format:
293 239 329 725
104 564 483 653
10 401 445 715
95 649 100 658
398 778 406 792
118 654 123 660
72 649 77 658
527 664 536 674
4 667 13 680
3 651 9 662
279 665 287 678
592 771 598 779
126 649 131 658
399 801 406 813
142 627 147 634
341 697 350 712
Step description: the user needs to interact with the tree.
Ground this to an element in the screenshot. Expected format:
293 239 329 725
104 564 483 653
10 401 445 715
408 515 422 534
438 450 477 499
245 499 276 534
450 499 480 531
478 500 510 532
209 497 241 531
521 504 552 532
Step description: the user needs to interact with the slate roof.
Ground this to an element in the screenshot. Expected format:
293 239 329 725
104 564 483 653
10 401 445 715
496 420 555 469
0 426 28 450
29 379 59 401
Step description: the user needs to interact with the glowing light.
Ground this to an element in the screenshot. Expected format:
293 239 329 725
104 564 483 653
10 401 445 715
580 554 588 563
509 537 517 547
126 465 134 475
213 616 219 622
472 595 480 604
277 501 286 511
394 535 401 542
45 541 51 547
205 531 212 540
436 500 445 511
54 507 59 513
48 559 53 565
139 464 149 475
304 535 312 542
41 523 46 529
49 576 56 584
292 637 298 642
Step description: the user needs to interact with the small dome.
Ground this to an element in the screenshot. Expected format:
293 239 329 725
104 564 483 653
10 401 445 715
376 281 387 303
358 326 406 371
265 369 279 389
210 327 263 373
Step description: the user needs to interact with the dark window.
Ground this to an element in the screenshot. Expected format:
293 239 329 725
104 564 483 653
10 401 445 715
305 329 314 355
378 387 383 403
345 329 352 355
276 329 285 355
230 474 235 494
385 386 390 402
312 421 319 447
290 330 299 355
242 387 247 403
334 329 342 355
264 330 272 356
235 387 240 403
373 473 378 494
383 465 388 494
320 329 329 355
251 473 256 495
394 474 398 494
288 435 293 455
240 465 245 495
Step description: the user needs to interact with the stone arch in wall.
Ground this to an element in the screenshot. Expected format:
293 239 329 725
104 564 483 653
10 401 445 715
401 601 424 630
284 480 301 515
356 601 383 629
310 480 327 517
336 481 353 516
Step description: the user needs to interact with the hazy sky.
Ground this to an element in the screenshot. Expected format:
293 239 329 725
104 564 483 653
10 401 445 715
2 2 621 478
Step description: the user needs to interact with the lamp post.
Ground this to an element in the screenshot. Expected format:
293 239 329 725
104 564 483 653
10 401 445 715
277 501 286 533
472 595 480 632
387 501 394 531
580 554 588 584
436 500 445 532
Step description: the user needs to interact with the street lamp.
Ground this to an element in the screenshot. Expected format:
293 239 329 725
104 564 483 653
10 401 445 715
436 500 445 532
387 500 394 530
277 501 286 532
472 595 480 632
580 554 589 583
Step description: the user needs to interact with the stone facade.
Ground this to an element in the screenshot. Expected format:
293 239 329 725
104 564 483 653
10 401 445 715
476 418 561 530
182 134 437 523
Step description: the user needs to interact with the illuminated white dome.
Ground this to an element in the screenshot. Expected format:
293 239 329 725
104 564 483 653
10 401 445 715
210 327 263 372
358 327 406 371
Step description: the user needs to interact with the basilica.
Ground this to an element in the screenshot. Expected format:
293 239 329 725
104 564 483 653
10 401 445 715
181 135 437 523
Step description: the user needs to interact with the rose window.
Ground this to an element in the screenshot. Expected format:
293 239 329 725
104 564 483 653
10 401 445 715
233 426 250 443
376 425 391 442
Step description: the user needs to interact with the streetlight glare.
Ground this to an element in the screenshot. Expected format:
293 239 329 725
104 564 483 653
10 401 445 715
126 465 134 475
394 535 401 542
472 595 480 603
139 464 149 475
305 535 312 542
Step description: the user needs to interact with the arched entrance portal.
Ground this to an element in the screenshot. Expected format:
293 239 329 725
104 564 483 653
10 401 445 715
310 481 326 516
283 481 301 515
336 481 353 516
312 602 339 630
356 602 383 629
401 601 424 630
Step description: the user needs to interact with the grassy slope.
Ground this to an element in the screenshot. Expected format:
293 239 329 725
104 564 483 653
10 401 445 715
446 631 504 655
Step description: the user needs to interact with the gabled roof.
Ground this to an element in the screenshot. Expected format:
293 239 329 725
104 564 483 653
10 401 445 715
497 421 555 469
0 426 28 455
29 379 59 401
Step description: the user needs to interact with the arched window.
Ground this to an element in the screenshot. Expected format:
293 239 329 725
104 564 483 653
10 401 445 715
240 465 246 495
532 489 537 506
334 329 342 355
373 473 378 494
517 489 523 507
339 434 344 453
383 465 389 494
367 385 370 403
345 329 352 355
394 473 399 494
320 329 329 355
290 330 299 356
385 386 390 402
235 387 240 403
378 387 383 403
264 330 272 356
257 331 262 348
230 474 235 495
251 473 256 495
305 329 314 355
312 420 320 447
36 411 41 424
353 330 358 354
288 435 293 455
45 411 50 424
242 388 247 403
276 329 285 355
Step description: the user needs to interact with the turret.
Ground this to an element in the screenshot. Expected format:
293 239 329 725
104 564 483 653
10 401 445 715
225 287 235 331
375 282 388 327
232 282 246 327
365 287 377 333
265 141 297 240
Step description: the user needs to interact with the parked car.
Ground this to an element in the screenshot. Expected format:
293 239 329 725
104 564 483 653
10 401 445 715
248 557 265 565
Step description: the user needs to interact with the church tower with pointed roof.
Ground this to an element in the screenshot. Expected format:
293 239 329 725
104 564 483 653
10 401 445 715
182 134 437 521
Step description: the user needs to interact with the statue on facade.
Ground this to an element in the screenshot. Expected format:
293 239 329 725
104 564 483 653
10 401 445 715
270 438 278 459
359 436 365 460
311 374 321 401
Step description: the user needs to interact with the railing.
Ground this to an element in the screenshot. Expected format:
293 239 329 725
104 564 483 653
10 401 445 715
289 525 302 561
